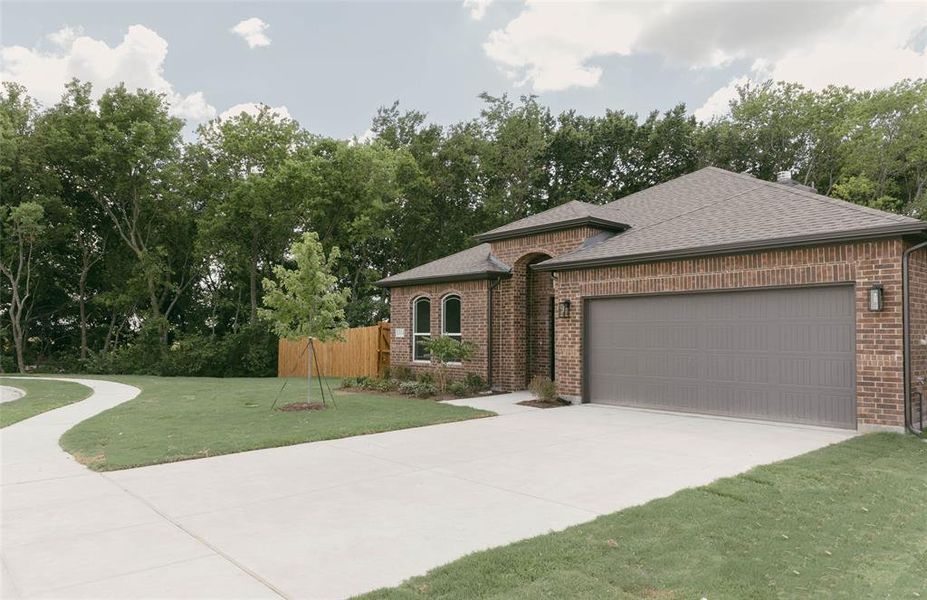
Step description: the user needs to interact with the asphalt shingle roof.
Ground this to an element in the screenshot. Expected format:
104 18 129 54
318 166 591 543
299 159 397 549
538 167 924 269
378 167 925 286
376 244 510 287
474 200 630 242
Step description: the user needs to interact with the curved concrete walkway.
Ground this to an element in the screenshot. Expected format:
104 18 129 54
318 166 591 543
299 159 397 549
0 385 26 403
0 378 280 599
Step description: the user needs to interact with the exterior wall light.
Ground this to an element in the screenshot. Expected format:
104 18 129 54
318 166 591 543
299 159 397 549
558 299 572 319
868 284 884 312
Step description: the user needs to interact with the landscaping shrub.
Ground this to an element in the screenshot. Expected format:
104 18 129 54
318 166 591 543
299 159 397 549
392 365 414 381
341 377 362 388
528 375 559 402
413 383 438 398
398 381 420 395
416 372 435 385
373 378 396 393
343 377 401 393
464 373 487 392
421 336 476 393
351 376 374 389
448 381 470 397
398 380 437 398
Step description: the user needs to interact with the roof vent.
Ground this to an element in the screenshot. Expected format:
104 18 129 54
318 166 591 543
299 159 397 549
776 171 792 183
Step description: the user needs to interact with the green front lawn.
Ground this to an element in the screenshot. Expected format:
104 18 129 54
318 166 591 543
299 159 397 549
60 375 491 471
0 378 93 428
362 434 927 599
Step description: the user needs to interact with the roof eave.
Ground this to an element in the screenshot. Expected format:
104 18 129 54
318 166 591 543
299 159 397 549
375 270 512 288
474 217 630 243
534 222 927 272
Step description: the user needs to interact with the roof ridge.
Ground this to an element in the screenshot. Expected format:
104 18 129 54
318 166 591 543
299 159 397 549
545 182 767 265
603 167 715 210
714 168 917 224
610 183 766 240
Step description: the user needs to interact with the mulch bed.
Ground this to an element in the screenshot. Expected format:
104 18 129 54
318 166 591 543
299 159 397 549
517 399 571 409
277 402 328 412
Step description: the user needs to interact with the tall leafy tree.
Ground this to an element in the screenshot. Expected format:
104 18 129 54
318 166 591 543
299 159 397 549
65 84 192 335
38 81 116 359
0 84 56 371
0 202 44 372
191 106 312 324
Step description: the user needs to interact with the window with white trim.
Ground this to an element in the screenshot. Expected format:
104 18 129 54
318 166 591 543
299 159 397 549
442 294 462 349
413 297 431 361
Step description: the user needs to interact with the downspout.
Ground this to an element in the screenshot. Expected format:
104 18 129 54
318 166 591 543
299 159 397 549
903 238 927 434
487 277 503 390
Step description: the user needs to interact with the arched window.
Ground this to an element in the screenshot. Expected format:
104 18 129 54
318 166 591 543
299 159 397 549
413 297 431 361
442 295 462 343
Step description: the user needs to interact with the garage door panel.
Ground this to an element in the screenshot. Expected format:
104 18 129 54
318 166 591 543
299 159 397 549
594 322 701 350
586 286 856 429
706 354 775 384
705 323 771 351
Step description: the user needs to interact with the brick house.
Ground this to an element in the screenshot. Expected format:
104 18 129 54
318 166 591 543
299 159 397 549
377 167 927 432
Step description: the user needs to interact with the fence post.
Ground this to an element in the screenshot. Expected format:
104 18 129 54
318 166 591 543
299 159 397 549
377 322 391 378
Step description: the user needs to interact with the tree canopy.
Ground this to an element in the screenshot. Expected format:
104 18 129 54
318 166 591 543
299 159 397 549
1 77 924 374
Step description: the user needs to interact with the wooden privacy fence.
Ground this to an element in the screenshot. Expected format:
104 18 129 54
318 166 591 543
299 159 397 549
278 322 390 378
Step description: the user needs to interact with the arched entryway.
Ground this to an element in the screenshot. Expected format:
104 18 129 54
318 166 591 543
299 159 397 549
518 253 555 387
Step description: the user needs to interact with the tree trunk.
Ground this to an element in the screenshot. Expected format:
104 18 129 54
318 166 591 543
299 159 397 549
307 339 312 406
10 306 26 373
102 311 118 354
250 228 259 323
78 262 90 361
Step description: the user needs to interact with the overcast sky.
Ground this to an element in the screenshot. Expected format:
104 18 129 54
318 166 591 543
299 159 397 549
2 1 925 139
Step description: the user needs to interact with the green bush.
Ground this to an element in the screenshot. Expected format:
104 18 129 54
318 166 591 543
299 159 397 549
464 373 488 392
81 322 277 377
414 382 438 398
392 365 414 381
398 380 437 398
528 375 559 402
341 377 362 388
448 381 470 397
398 381 420 395
421 336 476 393
373 378 396 393
416 372 435 385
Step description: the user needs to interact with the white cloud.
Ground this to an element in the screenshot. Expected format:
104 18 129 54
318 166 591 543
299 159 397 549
47 25 83 48
463 0 493 21
694 3 927 121
219 102 291 121
483 2 654 91
231 18 271 48
693 75 752 122
0 24 216 121
484 1 927 113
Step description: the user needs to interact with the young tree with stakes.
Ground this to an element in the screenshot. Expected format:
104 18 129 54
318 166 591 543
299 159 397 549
259 232 350 406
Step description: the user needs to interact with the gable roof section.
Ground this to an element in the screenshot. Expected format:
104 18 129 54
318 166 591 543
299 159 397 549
375 244 511 287
474 200 630 242
536 167 925 270
377 167 925 287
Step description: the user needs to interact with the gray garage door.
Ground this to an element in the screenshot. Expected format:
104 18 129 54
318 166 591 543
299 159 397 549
585 286 856 429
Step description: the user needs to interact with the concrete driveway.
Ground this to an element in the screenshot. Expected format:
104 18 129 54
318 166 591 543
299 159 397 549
1 380 855 599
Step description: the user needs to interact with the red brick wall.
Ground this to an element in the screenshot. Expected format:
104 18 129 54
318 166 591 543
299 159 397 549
553 239 908 429
909 244 927 425
489 227 602 390
388 280 489 381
